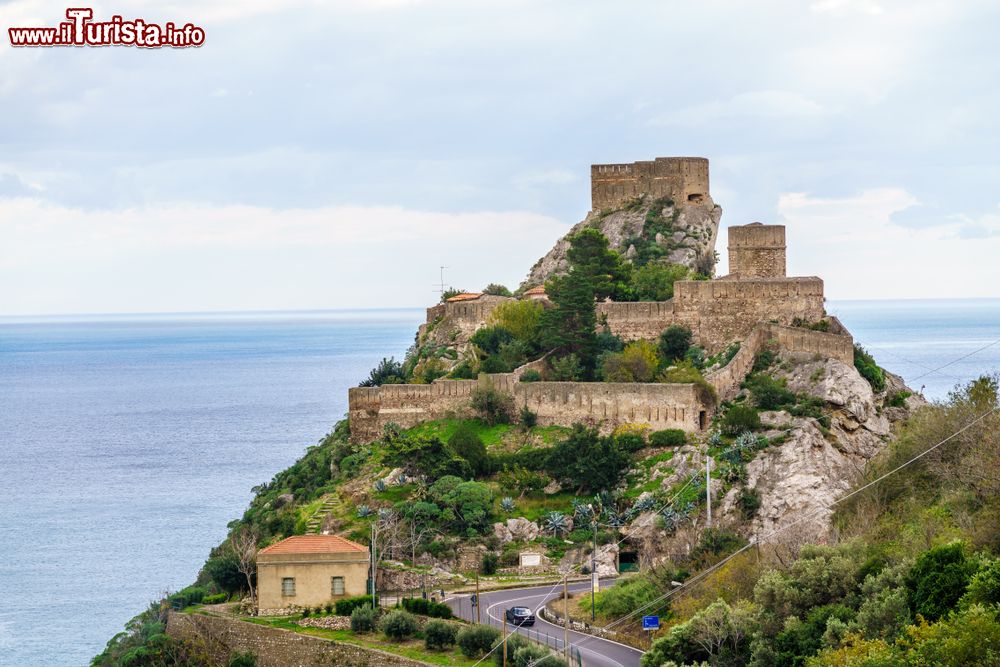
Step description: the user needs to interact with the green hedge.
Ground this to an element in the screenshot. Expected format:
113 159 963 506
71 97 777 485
400 596 453 618
649 429 687 447
336 595 378 616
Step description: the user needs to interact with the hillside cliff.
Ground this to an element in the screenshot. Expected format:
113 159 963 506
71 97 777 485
521 196 722 289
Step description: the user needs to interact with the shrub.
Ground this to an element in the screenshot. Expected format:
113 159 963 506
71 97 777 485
380 609 418 640
602 339 660 382
336 595 376 616
301 606 311 617
752 346 777 373
906 542 978 621
349 604 378 632
449 424 489 476
448 360 477 379
854 344 886 392
228 651 257 667
721 404 761 435
425 619 457 650
401 597 429 614
631 262 689 301
482 551 499 575
427 600 453 618
470 385 515 426
745 374 796 410
490 299 544 343
519 369 541 383
483 283 512 297
359 357 405 387
549 353 583 381
203 592 228 605
323 602 333 614
470 326 515 355
615 432 647 452
519 405 538 428
456 624 500 657
167 585 207 608
650 429 687 447
737 487 761 520
659 325 693 361
887 390 912 407
963 559 1000 606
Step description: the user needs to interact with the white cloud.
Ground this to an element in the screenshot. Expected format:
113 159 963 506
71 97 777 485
0 198 567 314
650 90 830 127
777 189 1000 299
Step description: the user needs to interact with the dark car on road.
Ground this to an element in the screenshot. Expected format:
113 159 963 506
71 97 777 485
504 606 535 626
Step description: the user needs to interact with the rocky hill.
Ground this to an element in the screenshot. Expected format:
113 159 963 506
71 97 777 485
521 195 722 289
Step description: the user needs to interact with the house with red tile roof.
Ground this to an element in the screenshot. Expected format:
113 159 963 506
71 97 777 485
256 535 370 611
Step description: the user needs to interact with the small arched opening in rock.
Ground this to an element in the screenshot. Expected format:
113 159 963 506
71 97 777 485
687 193 705 203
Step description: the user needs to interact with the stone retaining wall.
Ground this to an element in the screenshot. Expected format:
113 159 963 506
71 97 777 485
166 611 431 667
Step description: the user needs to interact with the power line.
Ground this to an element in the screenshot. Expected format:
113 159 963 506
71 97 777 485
559 404 999 657
908 338 1000 382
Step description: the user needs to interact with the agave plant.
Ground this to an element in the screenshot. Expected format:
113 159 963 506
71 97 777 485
602 508 625 529
373 479 387 492
500 497 516 513
543 511 569 537
735 431 759 451
631 495 657 515
378 507 394 521
356 504 373 518
660 506 679 533
396 473 408 485
708 430 723 448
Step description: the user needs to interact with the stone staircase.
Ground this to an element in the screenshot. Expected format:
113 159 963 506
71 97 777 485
305 493 343 534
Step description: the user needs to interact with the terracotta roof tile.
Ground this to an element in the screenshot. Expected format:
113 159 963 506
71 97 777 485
524 286 546 295
445 292 483 302
259 535 368 555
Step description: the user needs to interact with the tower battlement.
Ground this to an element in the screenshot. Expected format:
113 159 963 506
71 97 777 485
727 222 786 278
590 157 709 211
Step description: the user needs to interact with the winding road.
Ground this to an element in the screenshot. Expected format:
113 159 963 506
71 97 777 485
446 580 644 667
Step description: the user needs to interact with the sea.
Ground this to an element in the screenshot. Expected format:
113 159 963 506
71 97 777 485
0 300 997 667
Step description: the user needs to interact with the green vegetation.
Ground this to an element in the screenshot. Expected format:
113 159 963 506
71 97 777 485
456 624 500 658
350 604 378 632
853 344 886 392
649 429 687 447
659 325 693 361
632 262 690 301
641 375 1000 667
424 619 458 651
380 609 419 640
359 357 406 387
720 404 762 435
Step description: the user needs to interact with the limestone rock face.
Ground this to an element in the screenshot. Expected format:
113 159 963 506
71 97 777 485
521 200 722 289
493 517 540 544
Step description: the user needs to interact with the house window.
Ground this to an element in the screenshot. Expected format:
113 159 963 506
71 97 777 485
282 577 296 596
331 576 345 596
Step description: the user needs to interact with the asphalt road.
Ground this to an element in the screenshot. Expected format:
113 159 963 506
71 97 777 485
447 580 644 667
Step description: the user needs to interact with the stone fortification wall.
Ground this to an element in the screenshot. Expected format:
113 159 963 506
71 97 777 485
728 223 786 278
349 321 852 443
422 295 512 340
598 277 826 352
706 323 854 402
165 612 428 667
349 375 703 444
591 157 709 211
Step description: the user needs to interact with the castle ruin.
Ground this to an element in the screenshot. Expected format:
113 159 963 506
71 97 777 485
591 157 710 211
348 158 854 444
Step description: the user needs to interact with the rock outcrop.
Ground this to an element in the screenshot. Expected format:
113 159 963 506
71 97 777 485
521 198 722 289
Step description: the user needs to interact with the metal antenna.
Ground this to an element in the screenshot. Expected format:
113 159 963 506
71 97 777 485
434 266 449 297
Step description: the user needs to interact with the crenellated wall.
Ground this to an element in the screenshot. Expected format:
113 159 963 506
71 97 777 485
349 375 705 444
597 277 826 352
591 157 710 211
350 318 853 444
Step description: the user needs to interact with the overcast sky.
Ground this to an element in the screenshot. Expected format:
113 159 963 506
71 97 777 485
1 0 998 315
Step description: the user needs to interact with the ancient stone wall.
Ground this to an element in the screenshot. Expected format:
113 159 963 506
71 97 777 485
591 157 709 211
706 323 854 402
727 223 786 278
421 295 512 340
349 375 704 443
597 277 826 352
165 612 429 667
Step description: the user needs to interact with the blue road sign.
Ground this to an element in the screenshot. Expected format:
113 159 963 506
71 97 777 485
642 615 660 630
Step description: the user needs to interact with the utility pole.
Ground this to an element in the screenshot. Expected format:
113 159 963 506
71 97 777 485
475 572 481 625
502 616 508 667
706 453 712 529
370 521 378 608
563 576 570 662
591 520 597 622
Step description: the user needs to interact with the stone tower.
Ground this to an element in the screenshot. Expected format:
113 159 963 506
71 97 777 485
590 157 710 211
727 223 786 278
